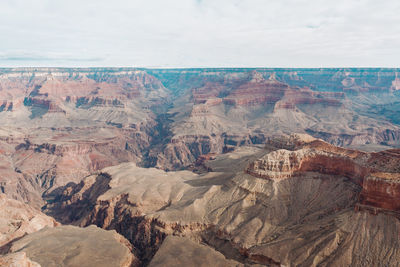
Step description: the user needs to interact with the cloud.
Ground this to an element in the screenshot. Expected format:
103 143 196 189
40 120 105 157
0 0 399 67
0 52 105 62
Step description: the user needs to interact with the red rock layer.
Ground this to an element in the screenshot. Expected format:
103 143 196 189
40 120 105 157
247 138 400 213
274 89 344 110
0 70 165 117
359 174 400 212
190 72 345 110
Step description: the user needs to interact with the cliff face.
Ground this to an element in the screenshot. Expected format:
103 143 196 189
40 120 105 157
0 123 154 208
146 68 400 169
2 68 400 266
0 69 166 125
191 72 344 109
0 69 168 207
0 195 138 267
359 173 400 212
45 136 400 266
1 68 400 183
246 136 400 214
246 146 367 182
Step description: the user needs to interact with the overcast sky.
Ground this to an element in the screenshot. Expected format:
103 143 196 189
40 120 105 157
1 0 399 67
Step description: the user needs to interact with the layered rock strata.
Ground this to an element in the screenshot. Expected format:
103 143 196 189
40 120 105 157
246 135 400 214
0 68 167 206
151 69 400 169
45 136 400 266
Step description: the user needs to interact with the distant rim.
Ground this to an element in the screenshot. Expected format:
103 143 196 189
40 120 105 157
1 67 400 71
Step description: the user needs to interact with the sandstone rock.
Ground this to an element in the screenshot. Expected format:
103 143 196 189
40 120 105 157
1 68 400 266
149 236 243 267
246 138 400 214
247 210 400 266
0 68 169 206
9 225 139 267
45 138 400 266
0 252 41 267
1 68 400 203
359 172 400 212
149 68 400 169
0 194 58 249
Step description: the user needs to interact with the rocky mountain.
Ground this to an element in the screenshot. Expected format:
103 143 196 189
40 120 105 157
0 68 400 266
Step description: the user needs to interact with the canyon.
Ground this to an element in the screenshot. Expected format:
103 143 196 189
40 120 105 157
0 68 400 266
40 134 400 266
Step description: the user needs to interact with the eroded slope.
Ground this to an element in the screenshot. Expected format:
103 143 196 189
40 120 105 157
45 135 400 266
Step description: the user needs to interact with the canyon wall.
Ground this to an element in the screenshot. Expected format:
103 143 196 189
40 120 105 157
1 67 400 207
44 136 400 266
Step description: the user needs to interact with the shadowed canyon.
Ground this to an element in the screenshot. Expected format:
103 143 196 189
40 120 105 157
0 68 400 266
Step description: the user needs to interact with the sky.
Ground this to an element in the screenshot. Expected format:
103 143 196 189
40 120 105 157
0 0 399 68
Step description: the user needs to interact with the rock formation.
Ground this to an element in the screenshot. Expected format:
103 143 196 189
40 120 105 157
8 225 139 267
247 135 400 214
0 194 58 249
147 68 400 169
1 68 400 202
44 135 400 266
0 194 139 267
149 236 243 267
0 68 166 207
1 67 400 266
0 252 41 267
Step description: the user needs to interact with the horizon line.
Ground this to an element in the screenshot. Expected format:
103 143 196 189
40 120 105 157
1 66 400 70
